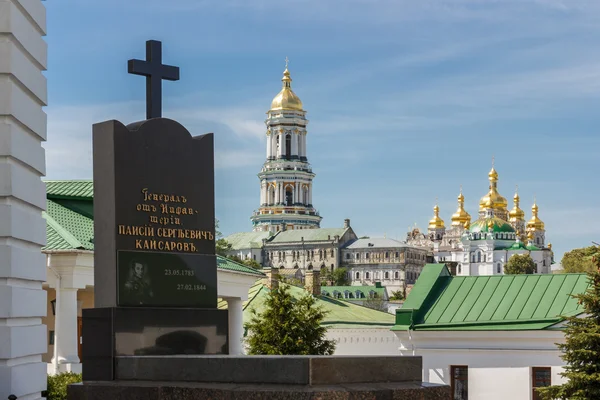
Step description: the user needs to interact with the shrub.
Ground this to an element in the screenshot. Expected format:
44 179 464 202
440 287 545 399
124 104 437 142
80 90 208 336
46 372 82 400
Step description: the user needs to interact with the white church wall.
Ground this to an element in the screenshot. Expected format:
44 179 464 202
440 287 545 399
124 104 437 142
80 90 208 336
327 328 400 355
396 330 566 400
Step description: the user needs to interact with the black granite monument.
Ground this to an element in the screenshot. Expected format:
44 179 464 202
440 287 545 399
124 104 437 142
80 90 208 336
81 40 228 382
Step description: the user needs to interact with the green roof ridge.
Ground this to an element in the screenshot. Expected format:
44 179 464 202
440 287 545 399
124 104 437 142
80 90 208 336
43 207 85 250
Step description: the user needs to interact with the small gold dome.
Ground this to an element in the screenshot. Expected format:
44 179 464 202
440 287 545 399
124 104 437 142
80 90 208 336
548 243 553 250
509 188 525 222
479 166 508 211
270 67 303 111
463 220 471 230
527 202 545 231
428 204 445 229
451 189 471 227
527 230 534 241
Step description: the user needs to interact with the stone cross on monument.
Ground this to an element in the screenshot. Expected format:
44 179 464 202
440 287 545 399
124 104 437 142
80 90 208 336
127 40 180 119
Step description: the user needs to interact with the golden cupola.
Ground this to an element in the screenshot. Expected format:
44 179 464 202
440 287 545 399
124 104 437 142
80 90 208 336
509 189 525 223
451 189 471 227
428 204 445 229
270 62 303 112
479 166 508 212
527 202 545 232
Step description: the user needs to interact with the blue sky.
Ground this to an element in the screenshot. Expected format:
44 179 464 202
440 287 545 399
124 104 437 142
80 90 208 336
44 0 600 263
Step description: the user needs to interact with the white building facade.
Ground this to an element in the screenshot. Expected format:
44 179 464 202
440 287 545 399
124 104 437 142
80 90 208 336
0 1 49 398
250 63 322 232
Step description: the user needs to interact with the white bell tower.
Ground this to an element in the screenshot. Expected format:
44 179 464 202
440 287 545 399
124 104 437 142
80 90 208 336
250 59 322 232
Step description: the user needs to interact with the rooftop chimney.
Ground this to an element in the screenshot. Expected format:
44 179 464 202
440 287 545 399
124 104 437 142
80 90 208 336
344 219 350 228
263 267 279 290
304 270 321 296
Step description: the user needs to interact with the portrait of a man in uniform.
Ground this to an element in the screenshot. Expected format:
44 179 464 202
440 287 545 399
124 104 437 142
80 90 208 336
123 259 154 304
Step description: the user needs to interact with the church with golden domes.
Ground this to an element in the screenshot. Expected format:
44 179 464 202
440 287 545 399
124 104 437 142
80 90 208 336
406 164 554 275
250 61 322 232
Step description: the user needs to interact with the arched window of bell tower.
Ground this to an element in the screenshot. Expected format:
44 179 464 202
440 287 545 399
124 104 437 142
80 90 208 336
285 134 291 159
285 187 293 206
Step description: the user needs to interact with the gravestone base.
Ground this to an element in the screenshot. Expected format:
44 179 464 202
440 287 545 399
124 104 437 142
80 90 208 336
82 307 229 381
69 356 450 399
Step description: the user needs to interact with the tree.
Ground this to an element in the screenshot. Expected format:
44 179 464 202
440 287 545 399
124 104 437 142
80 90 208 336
504 253 536 275
244 284 336 355
215 218 233 256
322 267 349 286
538 254 600 399
562 246 600 273
389 290 405 301
242 258 262 269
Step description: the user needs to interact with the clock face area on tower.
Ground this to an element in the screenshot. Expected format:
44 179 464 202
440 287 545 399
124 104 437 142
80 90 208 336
250 64 322 233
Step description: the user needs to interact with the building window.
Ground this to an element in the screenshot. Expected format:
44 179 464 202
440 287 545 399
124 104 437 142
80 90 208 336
365 272 370 279
385 252 389 259
366 253 370 259
450 365 468 400
384 271 389 279
458 264 462 274
356 253 360 260
331 249 334 258
355 272 360 279
49 330 55 345
497 263 501 274
532 367 551 400
543 259 546 267
395 252 399 258
477 252 481 263
346 253 350 260
394 271 399 279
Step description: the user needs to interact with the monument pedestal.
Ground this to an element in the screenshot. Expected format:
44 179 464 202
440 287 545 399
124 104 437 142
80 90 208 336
82 307 229 381
69 355 450 399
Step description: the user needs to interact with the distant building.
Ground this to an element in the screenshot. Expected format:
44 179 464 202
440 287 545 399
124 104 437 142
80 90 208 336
340 238 430 296
406 165 554 276
393 263 588 400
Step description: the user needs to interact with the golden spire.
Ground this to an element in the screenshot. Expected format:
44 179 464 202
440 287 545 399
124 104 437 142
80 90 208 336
509 184 525 223
479 158 508 212
270 57 303 111
428 200 445 229
527 197 545 232
451 185 472 227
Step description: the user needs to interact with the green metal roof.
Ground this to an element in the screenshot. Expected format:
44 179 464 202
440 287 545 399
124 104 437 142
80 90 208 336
45 180 94 199
469 217 515 234
216 256 265 276
44 199 94 250
321 285 386 300
270 228 348 243
393 264 589 331
218 282 395 329
224 231 274 250
507 242 528 251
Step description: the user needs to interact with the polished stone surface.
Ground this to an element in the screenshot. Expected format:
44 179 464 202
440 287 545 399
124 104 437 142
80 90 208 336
82 308 228 381
115 355 422 385
68 380 450 400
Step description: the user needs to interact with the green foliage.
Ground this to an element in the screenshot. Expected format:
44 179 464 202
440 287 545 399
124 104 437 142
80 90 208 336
244 284 336 355
216 238 232 256
389 290 405 301
538 253 600 399
242 258 262 269
322 267 349 286
504 253 536 275
46 372 82 400
562 246 600 273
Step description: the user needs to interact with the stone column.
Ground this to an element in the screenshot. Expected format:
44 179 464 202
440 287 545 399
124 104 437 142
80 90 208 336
277 133 283 158
226 298 244 355
266 133 271 159
0 1 48 398
308 184 312 205
53 288 81 372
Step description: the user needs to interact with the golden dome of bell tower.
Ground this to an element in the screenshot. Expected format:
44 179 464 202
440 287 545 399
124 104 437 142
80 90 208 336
270 57 304 111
